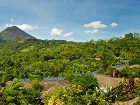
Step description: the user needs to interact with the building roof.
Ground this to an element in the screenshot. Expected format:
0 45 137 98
111 65 123 69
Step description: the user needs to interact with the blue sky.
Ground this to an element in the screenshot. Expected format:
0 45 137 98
0 0 140 41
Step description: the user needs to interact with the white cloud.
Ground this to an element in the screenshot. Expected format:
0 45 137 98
50 27 75 41
111 23 118 27
16 24 38 30
85 29 98 34
84 21 106 35
84 21 107 29
50 28 63 36
10 18 14 22
50 28 74 38
5 24 38 31
64 32 73 37
5 24 12 27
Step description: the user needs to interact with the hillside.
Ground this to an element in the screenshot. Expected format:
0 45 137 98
0 26 36 41
0 33 140 105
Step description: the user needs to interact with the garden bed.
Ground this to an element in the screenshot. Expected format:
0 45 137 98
96 74 121 88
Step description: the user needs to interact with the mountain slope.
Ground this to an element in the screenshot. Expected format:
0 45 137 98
0 26 36 41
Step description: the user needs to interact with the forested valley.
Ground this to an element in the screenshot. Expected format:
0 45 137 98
1 33 140 105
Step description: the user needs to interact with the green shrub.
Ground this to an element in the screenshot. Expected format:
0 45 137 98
71 74 98 91
119 66 140 78
30 79 41 89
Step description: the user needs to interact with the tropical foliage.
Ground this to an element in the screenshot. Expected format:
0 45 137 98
1 33 140 104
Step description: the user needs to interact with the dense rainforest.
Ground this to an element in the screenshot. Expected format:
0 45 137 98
1 33 140 105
